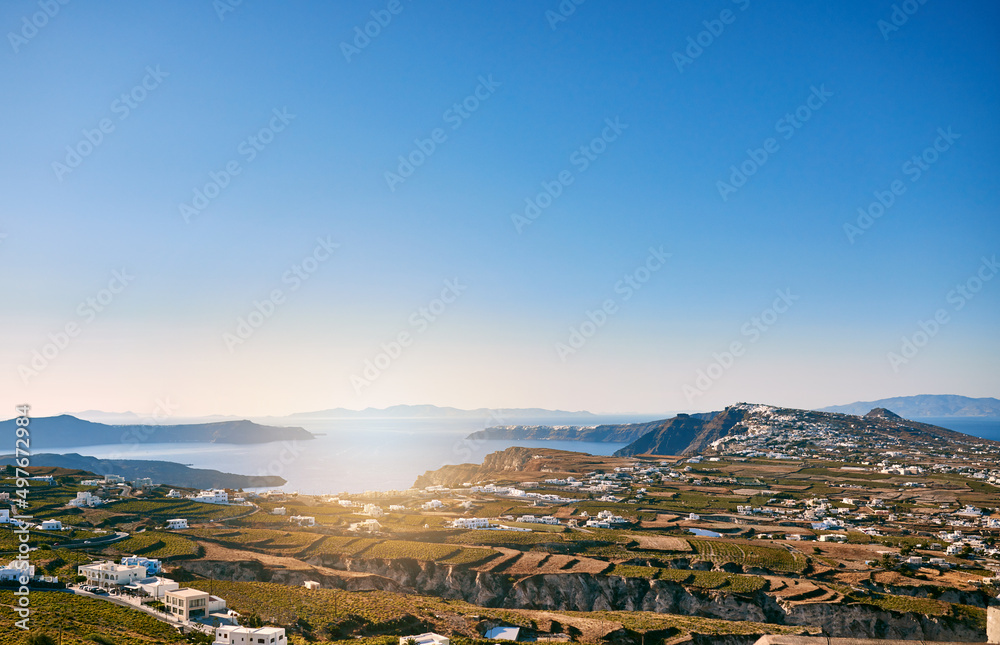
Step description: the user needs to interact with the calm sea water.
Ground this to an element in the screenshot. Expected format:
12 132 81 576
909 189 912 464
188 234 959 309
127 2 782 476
43 415 1000 495
42 415 641 495
913 417 1000 441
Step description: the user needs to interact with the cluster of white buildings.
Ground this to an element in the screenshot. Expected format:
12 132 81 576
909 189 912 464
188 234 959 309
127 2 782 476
188 489 229 505
68 491 105 507
517 514 560 525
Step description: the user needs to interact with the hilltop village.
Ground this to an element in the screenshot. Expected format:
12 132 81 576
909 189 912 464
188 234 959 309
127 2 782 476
3 404 1000 644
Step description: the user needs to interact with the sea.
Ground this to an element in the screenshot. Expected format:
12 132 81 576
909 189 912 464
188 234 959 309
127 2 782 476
41 415 1000 496
41 414 644 495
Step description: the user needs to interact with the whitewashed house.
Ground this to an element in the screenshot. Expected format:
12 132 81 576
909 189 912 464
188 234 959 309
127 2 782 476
78 561 148 588
214 625 286 644
166 489 182 498
451 517 490 529
69 491 104 507
400 633 449 645
39 520 62 530
289 515 316 527
362 504 384 517
189 489 228 505
166 518 189 530
121 556 162 575
272 507 286 515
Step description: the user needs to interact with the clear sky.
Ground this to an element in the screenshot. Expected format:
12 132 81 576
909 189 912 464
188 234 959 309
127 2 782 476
2 0 998 418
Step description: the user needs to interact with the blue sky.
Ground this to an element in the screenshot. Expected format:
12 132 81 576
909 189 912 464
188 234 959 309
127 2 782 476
1 0 997 417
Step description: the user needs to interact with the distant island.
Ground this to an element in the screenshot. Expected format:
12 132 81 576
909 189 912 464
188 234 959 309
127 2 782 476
0 453 285 488
0 414 315 450
465 413 718 444
270 404 599 421
818 394 1000 417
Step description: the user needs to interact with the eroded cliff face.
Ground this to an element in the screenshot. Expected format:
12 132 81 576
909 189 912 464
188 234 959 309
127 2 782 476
182 554 985 642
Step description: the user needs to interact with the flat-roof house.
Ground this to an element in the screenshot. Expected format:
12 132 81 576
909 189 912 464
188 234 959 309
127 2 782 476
0 561 34 581
190 489 229 505
165 587 226 621
166 518 189 530
399 633 449 645
39 520 62 530
213 625 286 644
121 556 162 575
79 561 148 588
135 576 179 599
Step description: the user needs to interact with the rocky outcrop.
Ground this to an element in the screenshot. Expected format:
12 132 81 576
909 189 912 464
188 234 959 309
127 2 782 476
295 554 984 641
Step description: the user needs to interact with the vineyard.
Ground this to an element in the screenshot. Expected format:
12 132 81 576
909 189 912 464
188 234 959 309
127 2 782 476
107 498 250 522
184 527 324 554
0 590 184 645
104 530 201 559
688 539 807 573
608 565 766 592
360 539 462 561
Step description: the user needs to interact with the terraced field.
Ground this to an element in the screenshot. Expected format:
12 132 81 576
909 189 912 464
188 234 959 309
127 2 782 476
102 530 201 559
688 538 807 573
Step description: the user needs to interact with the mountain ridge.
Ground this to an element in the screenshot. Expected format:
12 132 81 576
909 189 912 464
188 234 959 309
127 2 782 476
819 394 1000 417
0 415 315 450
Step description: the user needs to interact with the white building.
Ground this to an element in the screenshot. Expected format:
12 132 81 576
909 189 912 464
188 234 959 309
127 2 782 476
135 576 179 599
422 500 444 510
39 520 62 530
166 518 189 530
400 633 449 645
214 625 287 644
69 491 104 508
165 587 226 621
289 515 316 527
349 519 381 533
451 517 491 529
362 504 384 518
0 561 34 582
121 556 162 575
0 509 9 524
189 489 229 505
104 474 125 484
78 561 148 588
166 489 182 498
272 507 286 515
